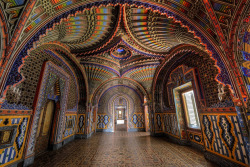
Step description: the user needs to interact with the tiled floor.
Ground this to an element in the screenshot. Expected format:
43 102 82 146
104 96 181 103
31 132 216 167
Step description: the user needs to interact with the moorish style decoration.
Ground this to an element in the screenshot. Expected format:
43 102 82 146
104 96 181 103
0 1 249 166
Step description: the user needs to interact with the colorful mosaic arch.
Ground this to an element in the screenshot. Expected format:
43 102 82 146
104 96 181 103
91 77 148 105
2 1 237 99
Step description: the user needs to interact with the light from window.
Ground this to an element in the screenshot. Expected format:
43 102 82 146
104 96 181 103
182 90 200 129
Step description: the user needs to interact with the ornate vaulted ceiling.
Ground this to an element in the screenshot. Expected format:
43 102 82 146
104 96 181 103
1 0 248 99
25 4 208 95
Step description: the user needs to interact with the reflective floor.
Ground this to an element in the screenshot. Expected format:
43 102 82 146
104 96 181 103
31 132 216 167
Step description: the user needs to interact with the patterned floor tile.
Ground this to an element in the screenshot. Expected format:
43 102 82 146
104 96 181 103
31 132 217 167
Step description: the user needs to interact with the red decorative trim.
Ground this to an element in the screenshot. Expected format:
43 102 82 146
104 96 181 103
153 44 223 93
200 107 236 113
202 0 228 52
203 0 248 106
229 0 248 49
163 110 176 113
65 111 77 115
0 109 32 115
0 0 36 85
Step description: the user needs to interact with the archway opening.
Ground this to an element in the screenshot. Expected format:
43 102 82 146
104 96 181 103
113 96 128 131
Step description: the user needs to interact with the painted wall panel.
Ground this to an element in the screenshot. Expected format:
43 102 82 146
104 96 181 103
0 115 30 166
77 114 85 134
201 114 249 165
63 114 77 139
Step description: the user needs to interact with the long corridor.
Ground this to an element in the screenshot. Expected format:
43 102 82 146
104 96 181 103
31 132 216 167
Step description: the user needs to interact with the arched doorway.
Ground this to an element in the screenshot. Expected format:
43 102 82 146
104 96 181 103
35 100 56 155
113 96 128 131
96 84 146 132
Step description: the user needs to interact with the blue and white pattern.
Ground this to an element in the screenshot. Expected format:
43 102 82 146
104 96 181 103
104 115 109 125
194 135 201 143
97 115 110 129
132 114 144 128
1 101 30 110
133 115 137 124
219 116 235 153
11 118 21 125
211 115 230 156
0 146 16 165
203 115 249 165
203 115 214 146
230 116 249 164
16 118 28 152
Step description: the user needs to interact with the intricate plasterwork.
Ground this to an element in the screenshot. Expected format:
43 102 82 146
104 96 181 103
25 61 70 157
0 0 27 37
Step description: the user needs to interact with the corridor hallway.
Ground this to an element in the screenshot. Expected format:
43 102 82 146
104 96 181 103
31 132 216 167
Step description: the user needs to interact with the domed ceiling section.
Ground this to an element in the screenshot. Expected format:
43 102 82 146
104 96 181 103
80 42 161 94
123 7 204 54
38 6 120 52
19 4 213 96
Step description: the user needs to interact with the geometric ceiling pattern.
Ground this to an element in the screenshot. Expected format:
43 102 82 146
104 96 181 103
1 0 248 100
0 0 27 36
30 4 208 95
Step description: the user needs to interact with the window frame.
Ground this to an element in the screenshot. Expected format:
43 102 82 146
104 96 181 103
181 88 200 130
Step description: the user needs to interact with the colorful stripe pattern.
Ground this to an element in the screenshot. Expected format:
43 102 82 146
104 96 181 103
61 14 87 42
84 65 119 82
129 8 170 51
71 7 115 49
7 0 25 6
0 147 16 165
241 29 250 92
127 7 202 53
24 14 47 33
11 118 21 124
55 1 73 10
211 2 233 14
123 65 158 82
0 116 30 166
202 114 249 165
